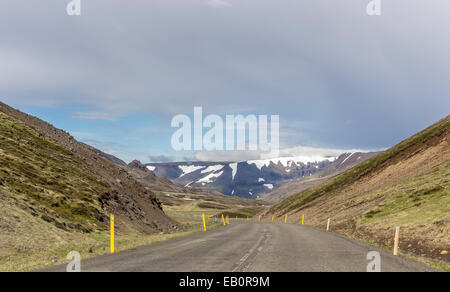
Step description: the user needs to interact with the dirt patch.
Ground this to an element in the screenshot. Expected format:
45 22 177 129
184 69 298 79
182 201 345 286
342 221 450 263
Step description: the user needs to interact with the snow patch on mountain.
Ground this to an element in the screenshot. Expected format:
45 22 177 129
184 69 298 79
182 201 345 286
340 152 354 165
146 166 156 171
178 165 205 177
264 183 274 189
198 170 224 183
201 165 224 174
230 163 238 181
247 155 337 170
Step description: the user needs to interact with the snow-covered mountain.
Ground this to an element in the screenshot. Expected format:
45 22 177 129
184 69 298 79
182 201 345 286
146 154 363 199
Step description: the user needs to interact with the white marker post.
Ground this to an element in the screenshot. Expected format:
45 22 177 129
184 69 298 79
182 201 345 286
326 218 331 232
393 226 400 255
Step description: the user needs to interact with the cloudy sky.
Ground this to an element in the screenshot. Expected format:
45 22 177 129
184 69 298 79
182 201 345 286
1 0 449 163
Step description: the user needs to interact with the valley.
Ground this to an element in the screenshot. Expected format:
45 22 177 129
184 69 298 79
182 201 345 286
0 102 261 271
0 101 448 271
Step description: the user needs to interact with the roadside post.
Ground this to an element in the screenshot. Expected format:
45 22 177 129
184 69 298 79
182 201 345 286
326 218 331 231
284 215 287 223
202 214 207 232
259 215 261 222
272 216 274 222
302 215 304 225
110 215 115 254
222 214 226 226
226 215 229 225
393 227 400 255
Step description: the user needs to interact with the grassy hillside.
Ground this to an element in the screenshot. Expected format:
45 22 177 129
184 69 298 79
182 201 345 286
0 103 179 271
266 115 450 264
0 110 110 232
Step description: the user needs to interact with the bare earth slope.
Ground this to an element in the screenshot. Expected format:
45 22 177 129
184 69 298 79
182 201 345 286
265 115 450 264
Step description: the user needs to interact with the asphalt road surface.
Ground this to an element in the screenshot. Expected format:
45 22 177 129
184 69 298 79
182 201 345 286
41 221 436 272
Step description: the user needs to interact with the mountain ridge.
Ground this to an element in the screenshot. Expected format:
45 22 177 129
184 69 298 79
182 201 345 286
145 152 375 199
262 151 379 203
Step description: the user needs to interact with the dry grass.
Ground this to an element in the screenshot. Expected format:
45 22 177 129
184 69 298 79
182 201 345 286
0 206 221 272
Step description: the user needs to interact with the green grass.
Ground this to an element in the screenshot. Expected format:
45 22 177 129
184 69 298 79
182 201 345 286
359 161 450 226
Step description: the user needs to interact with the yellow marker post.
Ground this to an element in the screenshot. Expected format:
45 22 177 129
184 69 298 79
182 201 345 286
222 214 226 226
272 216 274 222
247 216 249 221
302 215 304 225
226 215 229 225
284 215 287 223
202 214 207 232
110 215 115 254
259 216 261 222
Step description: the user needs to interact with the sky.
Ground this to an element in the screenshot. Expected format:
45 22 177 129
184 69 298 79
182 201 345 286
1 0 449 163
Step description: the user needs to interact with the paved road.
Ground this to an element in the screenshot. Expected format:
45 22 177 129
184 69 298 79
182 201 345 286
41 221 436 272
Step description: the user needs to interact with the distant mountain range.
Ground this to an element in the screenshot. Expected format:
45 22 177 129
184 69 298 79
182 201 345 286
145 152 376 199
262 151 379 203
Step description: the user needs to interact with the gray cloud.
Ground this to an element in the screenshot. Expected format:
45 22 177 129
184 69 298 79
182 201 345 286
179 144 371 163
207 0 232 8
189 150 262 162
149 155 175 163
1 0 449 152
71 111 118 121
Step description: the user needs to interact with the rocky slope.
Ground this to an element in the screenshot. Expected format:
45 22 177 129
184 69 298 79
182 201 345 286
0 101 178 238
